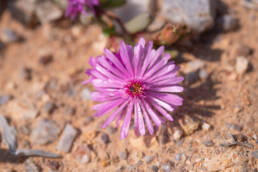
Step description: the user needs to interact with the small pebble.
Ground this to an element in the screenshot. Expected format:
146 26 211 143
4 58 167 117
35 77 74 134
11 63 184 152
81 88 92 101
221 14 239 31
151 165 159 172
120 151 128 160
19 67 32 81
38 54 53 66
1 28 22 43
203 140 214 147
175 153 183 161
19 124 31 135
0 95 13 105
32 119 61 145
46 160 62 171
101 133 110 145
158 126 169 144
251 150 258 159
44 101 57 114
72 145 91 164
135 160 143 167
83 116 94 125
232 124 243 131
24 159 40 172
173 129 184 141
57 124 78 153
202 122 211 131
64 105 76 116
179 116 200 135
236 56 249 74
199 69 208 80
108 126 117 134
184 70 200 84
143 155 154 163
161 164 171 172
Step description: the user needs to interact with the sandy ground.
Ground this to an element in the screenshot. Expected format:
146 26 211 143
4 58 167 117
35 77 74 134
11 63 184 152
0 0 257 171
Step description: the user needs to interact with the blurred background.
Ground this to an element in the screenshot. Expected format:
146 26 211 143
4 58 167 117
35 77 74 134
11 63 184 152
0 0 257 171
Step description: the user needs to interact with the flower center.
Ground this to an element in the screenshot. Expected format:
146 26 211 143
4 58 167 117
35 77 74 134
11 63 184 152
125 80 144 97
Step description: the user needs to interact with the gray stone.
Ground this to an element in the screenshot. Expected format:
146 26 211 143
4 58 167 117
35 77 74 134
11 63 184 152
161 164 171 172
0 95 13 105
120 151 128 160
0 28 22 43
36 1 63 24
236 56 249 74
81 88 92 101
10 0 39 26
0 115 17 153
24 159 40 172
199 69 208 80
19 124 31 135
32 119 61 145
203 140 214 147
143 155 154 163
161 0 216 33
125 13 151 34
251 150 258 159
151 165 159 172
64 105 76 116
19 67 32 81
44 101 57 114
112 0 152 22
100 133 110 145
57 124 78 153
220 14 239 32
175 153 183 161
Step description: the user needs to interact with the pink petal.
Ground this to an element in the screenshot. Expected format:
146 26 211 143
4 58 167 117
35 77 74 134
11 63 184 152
120 102 133 139
102 101 128 128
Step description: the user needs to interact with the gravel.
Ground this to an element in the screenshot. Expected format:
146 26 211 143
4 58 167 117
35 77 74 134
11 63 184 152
173 129 184 141
56 124 78 153
203 140 215 147
143 155 154 163
44 101 57 114
32 119 61 145
251 150 258 159
101 133 110 145
0 95 13 106
24 159 40 172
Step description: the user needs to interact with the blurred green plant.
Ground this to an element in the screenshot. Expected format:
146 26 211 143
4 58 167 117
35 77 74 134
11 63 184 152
99 0 127 8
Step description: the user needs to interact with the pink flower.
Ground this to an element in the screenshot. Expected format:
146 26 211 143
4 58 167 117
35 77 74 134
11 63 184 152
66 0 99 19
84 38 184 139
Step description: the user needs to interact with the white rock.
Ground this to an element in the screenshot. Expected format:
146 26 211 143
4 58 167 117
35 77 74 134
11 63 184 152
173 129 183 141
202 122 211 131
236 56 249 74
